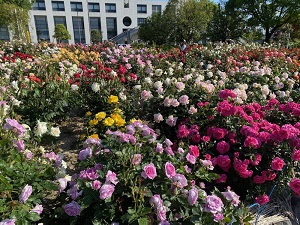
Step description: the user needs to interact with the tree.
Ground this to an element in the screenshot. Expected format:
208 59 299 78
138 0 216 45
138 12 171 45
53 24 71 43
206 2 247 42
0 2 29 41
91 30 101 44
176 0 215 43
227 0 300 43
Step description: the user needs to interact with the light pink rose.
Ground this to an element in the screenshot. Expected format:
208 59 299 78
141 163 157 180
188 188 198 205
105 170 118 185
165 162 176 178
19 184 32 203
30 204 43 215
99 184 115 200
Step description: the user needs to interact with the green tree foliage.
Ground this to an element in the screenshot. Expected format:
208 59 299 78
138 12 171 45
138 0 216 45
91 29 101 44
0 2 29 41
206 2 248 42
53 24 71 43
176 0 215 43
227 0 300 43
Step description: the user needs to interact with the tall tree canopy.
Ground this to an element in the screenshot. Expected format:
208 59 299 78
227 0 300 43
138 0 216 45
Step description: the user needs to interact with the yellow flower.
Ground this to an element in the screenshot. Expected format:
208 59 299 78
89 134 99 139
129 118 141 124
95 112 106 120
107 95 119 104
89 119 99 126
115 118 126 127
80 134 86 140
113 108 123 114
86 111 92 116
103 117 115 126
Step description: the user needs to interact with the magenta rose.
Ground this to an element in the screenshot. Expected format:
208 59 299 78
255 194 269 205
99 184 115 200
165 162 176 178
19 184 32 203
289 178 300 195
271 157 285 171
141 163 157 180
292 150 300 161
63 201 81 216
216 141 230 154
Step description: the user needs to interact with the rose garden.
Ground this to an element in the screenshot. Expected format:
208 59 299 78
0 40 300 224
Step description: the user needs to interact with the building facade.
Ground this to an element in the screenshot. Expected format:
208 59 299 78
0 0 167 44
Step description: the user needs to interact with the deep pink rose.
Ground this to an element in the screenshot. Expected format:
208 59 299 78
289 178 300 195
255 194 269 205
141 163 157 180
271 157 285 171
99 184 115 200
253 175 266 184
244 136 261 149
64 201 81 216
165 162 176 178
215 174 227 183
216 141 230 154
189 145 200 158
292 150 300 161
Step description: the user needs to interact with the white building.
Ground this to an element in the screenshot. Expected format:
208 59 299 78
0 0 167 44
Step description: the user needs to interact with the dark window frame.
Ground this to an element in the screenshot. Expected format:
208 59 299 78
105 3 116 13
71 2 83 12
137 4 147 13
88 3 100 12
32 0 46 10
52 1 65 11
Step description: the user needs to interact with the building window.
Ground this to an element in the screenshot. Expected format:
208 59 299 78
123 17 132 27
72 17 85 43
152 5 161 14
71 2 83 12
32 0 46 10
52 1 65 11
88 3 100 12
105 3 116 13
34 16 50 41
54 16 67 28
124 0 129 8
137 18 146 25
106 17 117 39
90 17 101 32
137 4 147 13
0 26 10 41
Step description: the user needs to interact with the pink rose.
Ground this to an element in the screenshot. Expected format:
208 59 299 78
105 170 118 185
289 178 300 195
292 150 300 161
271 157 285 171
30 204 43 215
215 174 227 183
64 201 81 216
203 195 224 213
216 141 230 154
92 180 101 190
189 145 200 158
255 194 269 205
186 153 196 164
131 154 142 165
0 219 16 225
141 163 157 180
165 162 176 178
99 184 115 200
188 188 198 205
19 184 32 203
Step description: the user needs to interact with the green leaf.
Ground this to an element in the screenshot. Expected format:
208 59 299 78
26 212 41 221
138 217 150 225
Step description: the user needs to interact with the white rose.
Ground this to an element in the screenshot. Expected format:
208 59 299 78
50 127 61 137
